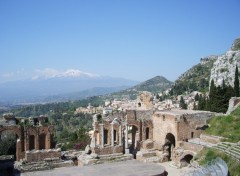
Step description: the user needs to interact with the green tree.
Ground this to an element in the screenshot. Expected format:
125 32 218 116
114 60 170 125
180 96 187 109
194 93 199 101
234 65 239 97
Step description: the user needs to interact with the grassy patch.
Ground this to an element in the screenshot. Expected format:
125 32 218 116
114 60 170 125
204 107 240 142
195 148 240 176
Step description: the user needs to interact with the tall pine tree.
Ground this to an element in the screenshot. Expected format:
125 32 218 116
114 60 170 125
234 65 239 97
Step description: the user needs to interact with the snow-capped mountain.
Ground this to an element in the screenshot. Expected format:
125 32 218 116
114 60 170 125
32 68 100 79
0 69 138 105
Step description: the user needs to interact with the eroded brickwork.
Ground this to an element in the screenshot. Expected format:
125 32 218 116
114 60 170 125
0 124 55 161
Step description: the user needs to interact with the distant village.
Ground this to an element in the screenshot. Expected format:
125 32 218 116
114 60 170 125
74 89 202 115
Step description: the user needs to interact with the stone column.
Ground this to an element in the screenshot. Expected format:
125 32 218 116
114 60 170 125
111 123 114 146
119 125 122 146
125 123 129 154
36 128 39 150
100 124 104 148
25 129 29 151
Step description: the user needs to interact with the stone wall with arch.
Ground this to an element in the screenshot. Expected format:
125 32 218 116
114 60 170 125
0 125 55 161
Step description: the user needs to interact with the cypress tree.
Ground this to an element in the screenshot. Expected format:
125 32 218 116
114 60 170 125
234 65 239 97
180 96 187 109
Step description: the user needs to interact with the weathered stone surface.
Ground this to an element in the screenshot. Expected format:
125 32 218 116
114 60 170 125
84 145 91 154
210 42 240 87
226 97 240 115
142 139 154 150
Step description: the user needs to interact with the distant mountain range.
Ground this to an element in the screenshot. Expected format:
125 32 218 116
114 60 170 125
0 72 138 105
0 72 173 106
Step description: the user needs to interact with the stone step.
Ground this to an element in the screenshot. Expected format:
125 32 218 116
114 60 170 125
218 143 230 147
214 145 228 151
143 156 159 163
226 151 240 159
98 153 125 159
17 162 52 172
227 149 240 156
98 154 132 163
233 145 240 150
141 151 157 158
231 147 240 153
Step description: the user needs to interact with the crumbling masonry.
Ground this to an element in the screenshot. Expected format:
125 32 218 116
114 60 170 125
89 92 214 166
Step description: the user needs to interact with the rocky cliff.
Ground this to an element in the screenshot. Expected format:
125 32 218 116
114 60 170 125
210 38 240 87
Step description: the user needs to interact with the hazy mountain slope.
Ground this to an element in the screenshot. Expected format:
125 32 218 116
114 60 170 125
0 76 138 105
172 57 217 95
106 76 173 100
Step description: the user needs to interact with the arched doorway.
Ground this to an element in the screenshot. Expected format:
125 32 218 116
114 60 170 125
29 135 35 150
146 127 149 140
128 125 140 157
180 154 193 167
0 131 17 157
104 129 108 145
39 134 46 150
164 133 176 160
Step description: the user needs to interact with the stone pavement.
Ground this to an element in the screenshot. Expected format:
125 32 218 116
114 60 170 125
20 160 166 176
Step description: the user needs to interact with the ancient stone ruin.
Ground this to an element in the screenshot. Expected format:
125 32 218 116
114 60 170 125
80 92 215 168
0 114 59 162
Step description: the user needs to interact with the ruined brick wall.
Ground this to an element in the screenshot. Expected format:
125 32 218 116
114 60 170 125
25 149 61 162
152 113 178 149
126 110 137 121
179 142 204 152
177 112 213 141
136 92 153 110
92 146 123 155
0 125 55 161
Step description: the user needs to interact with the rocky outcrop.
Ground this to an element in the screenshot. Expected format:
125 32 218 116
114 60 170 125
210 38 240 87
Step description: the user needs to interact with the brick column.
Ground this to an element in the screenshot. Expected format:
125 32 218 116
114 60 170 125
125 123 129 154
111 123 114 146
100 124 104 148
25 129 29 151
119 125 122 146
36 128 39 150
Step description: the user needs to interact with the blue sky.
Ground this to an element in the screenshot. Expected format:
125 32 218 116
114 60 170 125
0 0 240 83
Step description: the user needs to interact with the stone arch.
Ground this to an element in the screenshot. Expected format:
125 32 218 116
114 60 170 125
128 125 140 155
104 129 108 145
180 154 194 167
29 135 35 150
0 126 22 139
165 133 175 147
39 133 46 149
0 126 24 161
146 127 150 139
164 133 176 160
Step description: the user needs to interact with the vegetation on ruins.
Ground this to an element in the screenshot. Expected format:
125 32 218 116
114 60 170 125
195 148 240 176
1 99 97 151
0 132 16 156
205 107 240 143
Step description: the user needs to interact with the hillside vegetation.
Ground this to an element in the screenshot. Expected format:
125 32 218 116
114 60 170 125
108 76 172 100
171 57 216 95
195 148 240 176
204 106 240 142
